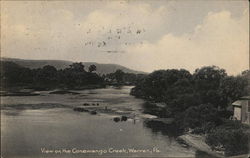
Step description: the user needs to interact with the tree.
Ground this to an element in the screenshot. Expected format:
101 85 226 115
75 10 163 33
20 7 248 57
0 61 104 89
183 103 220 130
113 69 125 84
206 120 250 156
88 64 97 73
69 62 86 72
192 66 228 109
193 66 227 90
194 66 227 80
1 61 33 86
34 65 58 86
131 69 192 101
218 76 248 108
241 70 250 95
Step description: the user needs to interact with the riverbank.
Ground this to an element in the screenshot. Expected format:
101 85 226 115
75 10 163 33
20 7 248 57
144 102 249 158
177 134 224 158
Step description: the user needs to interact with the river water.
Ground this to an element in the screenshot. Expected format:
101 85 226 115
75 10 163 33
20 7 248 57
1 86 196 157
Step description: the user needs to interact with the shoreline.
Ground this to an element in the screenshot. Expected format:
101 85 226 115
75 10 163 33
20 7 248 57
177 133 224 158
0 84 108 96
0 84 136 97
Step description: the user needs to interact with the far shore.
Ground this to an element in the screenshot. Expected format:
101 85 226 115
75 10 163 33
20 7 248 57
0 83 136 97
0 84 109 96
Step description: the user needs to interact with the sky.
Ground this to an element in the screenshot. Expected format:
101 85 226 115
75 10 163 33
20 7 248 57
1 0 249 75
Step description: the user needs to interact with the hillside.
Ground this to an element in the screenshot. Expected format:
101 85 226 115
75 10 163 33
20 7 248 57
1 57 146 75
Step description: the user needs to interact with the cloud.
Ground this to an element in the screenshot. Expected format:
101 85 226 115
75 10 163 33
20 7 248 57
79 2 169 43
1 1 249 75
1 1 169 60
123 10 249 75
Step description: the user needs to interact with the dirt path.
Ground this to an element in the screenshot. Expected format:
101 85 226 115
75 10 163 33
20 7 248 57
178 134 224 158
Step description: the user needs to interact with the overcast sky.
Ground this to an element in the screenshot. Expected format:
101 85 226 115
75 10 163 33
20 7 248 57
1 0 249 75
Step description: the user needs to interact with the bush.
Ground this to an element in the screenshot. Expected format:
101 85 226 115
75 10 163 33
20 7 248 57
206 120 250 156
182 104 221 131
191 122 217 134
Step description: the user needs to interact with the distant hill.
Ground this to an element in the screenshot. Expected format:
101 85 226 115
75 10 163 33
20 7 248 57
1 57 146 75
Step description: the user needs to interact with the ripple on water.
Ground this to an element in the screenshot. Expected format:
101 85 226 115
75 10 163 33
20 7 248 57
1 86 196 157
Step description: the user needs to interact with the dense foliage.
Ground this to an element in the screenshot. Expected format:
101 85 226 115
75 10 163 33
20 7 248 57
131 66 249 156
0 62 145 89
206 120 250 156
104 69 147 85
1 61 104 89
131 66 248 114
183 103 221 130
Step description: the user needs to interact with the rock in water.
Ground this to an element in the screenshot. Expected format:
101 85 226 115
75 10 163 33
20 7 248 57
83 103 90 106
113 117 120 122
90 111 97 115
121 116 128 121
73 107 89 112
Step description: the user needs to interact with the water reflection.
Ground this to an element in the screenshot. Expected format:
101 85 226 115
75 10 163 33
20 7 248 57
195 150 218 158
112 85 123 90
2 110 22 116
143 120 183 138
142 102 169 118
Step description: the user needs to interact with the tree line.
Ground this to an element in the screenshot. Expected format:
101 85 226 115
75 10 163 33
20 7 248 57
0 61 104 89
103 69 146 85
0 61 145 90
131 66 249 113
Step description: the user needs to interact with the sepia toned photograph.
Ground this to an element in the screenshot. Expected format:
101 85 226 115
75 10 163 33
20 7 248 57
0 0 249 158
